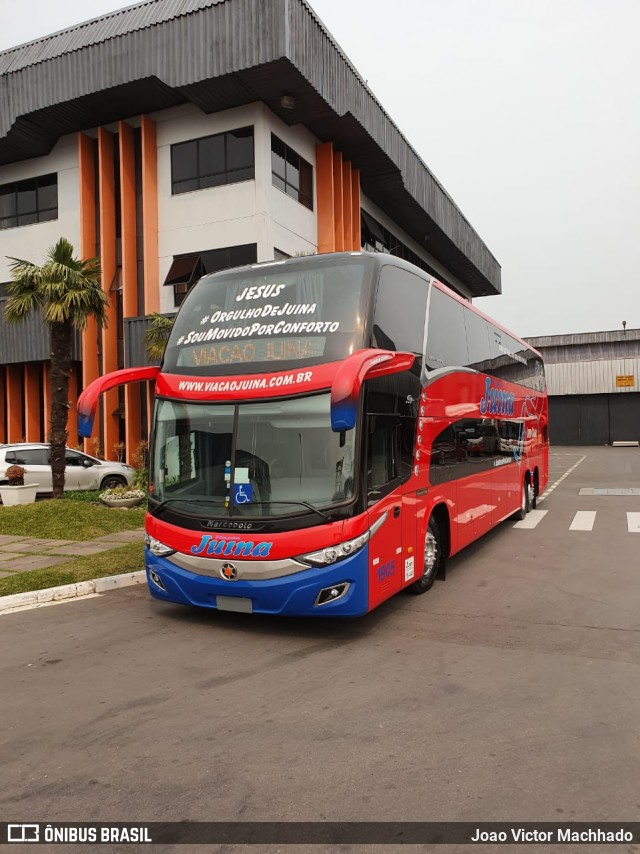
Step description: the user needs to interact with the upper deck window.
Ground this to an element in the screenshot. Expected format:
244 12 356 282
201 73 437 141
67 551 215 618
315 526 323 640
271 135 313 210
0 174 58 230
163 257 371 376
425 286 545 391
171 127 254 195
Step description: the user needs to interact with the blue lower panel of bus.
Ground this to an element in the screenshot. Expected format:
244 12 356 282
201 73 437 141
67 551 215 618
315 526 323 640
145 546 370 617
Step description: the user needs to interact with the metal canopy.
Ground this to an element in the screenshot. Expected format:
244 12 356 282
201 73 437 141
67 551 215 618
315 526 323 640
0 0 501 296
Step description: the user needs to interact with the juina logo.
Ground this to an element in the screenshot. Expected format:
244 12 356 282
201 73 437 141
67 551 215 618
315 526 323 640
480 377 515 416
190 535 273 557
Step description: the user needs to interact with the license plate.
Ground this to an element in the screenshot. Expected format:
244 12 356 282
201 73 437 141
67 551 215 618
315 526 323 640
216 595 253 613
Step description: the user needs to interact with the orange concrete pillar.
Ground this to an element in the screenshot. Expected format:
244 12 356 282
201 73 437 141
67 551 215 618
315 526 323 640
6 365 23 442
141 116 159 315
24 364 41 442
332 151 344 252
141 116 159 448
78 132 100 453
316 142 335 254
42 364 51 442
342 162 353 252
351 168 361 250
98 127 119 460
119 121 142 465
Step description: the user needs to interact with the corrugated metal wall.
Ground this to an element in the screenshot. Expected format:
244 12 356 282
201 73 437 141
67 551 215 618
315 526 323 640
546 358 640 395
0 302 81 363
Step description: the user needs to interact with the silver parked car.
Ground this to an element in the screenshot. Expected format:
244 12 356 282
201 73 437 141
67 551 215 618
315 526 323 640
0 443 135 494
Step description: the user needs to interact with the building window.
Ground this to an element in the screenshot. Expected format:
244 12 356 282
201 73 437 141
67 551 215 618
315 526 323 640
361 210 435 278
274 248 291 261
164 244 258 307
271 135 313 210
0 173 58 230
171 127 255 195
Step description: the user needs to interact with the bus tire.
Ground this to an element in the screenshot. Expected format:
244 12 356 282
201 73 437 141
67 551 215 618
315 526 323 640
514 476 531 521
531 471 538 509
409 516 443 595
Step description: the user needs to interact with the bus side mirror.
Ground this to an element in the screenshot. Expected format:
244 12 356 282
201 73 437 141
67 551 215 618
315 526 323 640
77 366 160 437
330 349 416 432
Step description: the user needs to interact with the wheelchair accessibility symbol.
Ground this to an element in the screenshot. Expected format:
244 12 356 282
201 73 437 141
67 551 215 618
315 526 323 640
233 483 253 505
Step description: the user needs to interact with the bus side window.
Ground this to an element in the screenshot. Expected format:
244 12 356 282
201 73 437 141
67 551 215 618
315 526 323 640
372 266 428 359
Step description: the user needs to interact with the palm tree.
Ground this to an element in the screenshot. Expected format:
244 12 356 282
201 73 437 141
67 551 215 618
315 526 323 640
144 312 174 361
4 238 107 498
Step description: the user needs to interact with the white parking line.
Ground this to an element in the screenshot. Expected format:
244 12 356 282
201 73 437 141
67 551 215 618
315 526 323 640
513 509 548 529
569 511 596 531
537 455 586 504
627 513 640 534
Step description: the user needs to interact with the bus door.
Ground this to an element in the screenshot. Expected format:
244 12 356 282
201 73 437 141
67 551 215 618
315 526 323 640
365 412 403 609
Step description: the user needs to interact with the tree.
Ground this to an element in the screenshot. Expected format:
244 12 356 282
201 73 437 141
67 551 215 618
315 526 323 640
4 238 107 498
144 312 174 361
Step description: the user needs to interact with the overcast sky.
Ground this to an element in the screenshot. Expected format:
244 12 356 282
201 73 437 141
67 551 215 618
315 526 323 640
1 0 638 337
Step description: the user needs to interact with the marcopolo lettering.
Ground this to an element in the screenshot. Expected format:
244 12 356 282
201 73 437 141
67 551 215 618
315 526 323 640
190 535 273 557
480 377 515 416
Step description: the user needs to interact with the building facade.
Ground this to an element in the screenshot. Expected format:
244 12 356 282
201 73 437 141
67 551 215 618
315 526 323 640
527 330 640 445
0 0 500 464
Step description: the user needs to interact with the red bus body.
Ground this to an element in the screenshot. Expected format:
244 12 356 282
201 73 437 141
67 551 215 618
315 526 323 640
78 253 548 617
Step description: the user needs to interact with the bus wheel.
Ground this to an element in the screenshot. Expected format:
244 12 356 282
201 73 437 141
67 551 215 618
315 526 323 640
409 516 443 595
514 477 531 521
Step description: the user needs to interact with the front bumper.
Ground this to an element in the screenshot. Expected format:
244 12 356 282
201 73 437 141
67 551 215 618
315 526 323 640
145 545 370 617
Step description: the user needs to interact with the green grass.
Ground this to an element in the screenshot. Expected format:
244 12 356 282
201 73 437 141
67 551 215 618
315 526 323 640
0 542 145 597
0 498 145 540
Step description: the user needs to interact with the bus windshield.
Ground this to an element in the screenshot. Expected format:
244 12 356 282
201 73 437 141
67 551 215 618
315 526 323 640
162 257 372 376
151 393 356 518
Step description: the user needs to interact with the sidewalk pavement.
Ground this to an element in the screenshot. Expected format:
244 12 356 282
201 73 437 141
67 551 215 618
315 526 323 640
0 530 144 578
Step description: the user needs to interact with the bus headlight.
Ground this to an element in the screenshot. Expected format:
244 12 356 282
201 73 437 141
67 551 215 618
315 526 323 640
144 533 176 557
297 513 387 567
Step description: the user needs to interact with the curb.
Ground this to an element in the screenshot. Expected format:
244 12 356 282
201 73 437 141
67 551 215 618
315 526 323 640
0 570 147 614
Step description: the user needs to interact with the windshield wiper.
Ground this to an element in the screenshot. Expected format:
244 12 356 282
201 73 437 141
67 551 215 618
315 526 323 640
249 499 333 522
149 496 334 523
149 496 227 515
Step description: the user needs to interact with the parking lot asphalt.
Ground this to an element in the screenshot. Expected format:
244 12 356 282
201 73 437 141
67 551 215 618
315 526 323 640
1 446 639 852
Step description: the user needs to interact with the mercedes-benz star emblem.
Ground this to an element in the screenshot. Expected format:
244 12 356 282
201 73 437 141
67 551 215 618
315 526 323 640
220 562 238 581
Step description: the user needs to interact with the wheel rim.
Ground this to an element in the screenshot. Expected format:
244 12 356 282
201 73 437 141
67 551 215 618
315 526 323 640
521 481 527 512
424 528 438 579
527 482 535 507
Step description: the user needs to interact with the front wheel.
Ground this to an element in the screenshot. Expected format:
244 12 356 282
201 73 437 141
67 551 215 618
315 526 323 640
408 516 444 595
100 474 128 490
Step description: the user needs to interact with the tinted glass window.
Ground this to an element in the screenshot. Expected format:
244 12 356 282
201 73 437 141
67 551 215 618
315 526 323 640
425 286 545 391
425 287 469 371
430 417 524 485
171 128 254 195
271 135 313 210
373 266 428 358
151 394 356 518
164 258 371 376
0 174 58 231
13 448 49 465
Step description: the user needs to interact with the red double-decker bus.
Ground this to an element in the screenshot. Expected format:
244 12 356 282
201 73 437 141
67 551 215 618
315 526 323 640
78 253 548 616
